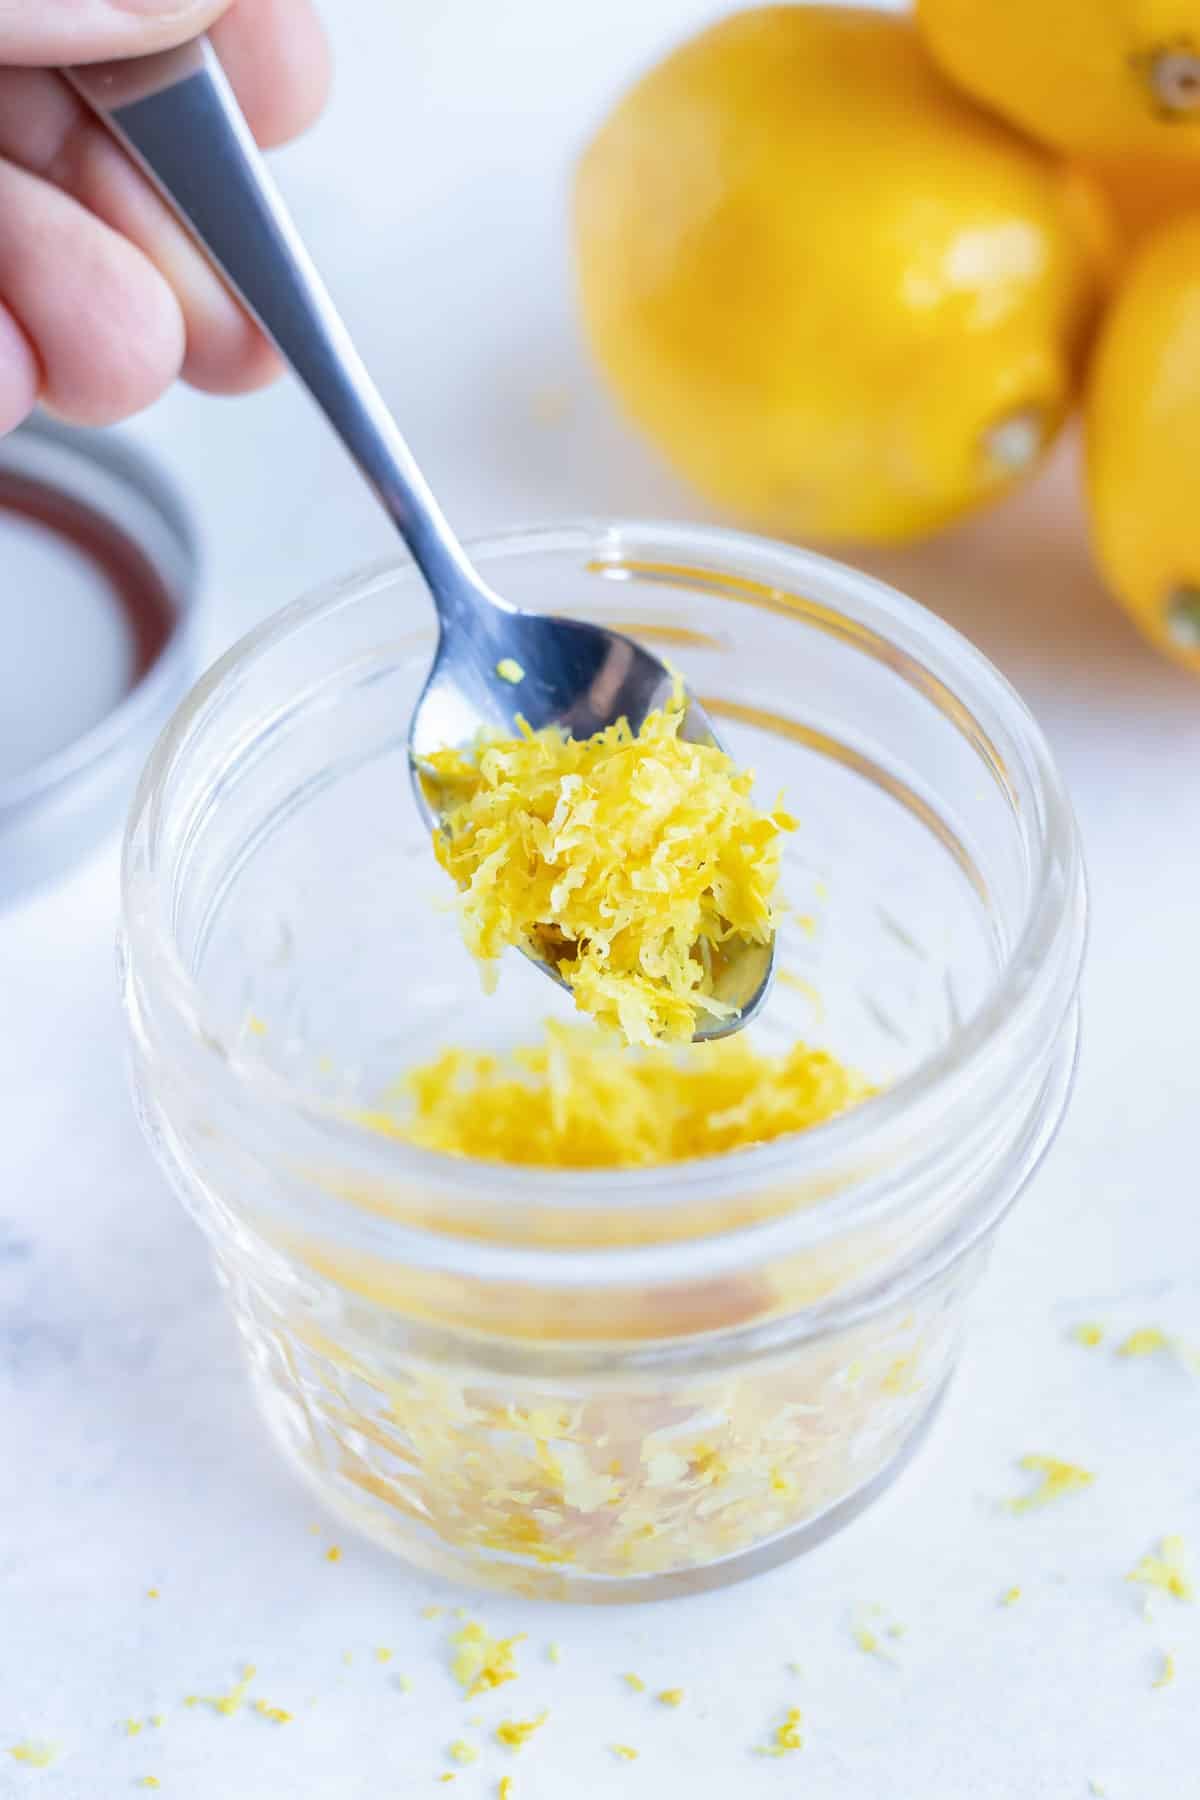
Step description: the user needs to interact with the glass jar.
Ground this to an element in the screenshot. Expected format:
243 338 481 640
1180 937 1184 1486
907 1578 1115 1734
120 521 1085 1602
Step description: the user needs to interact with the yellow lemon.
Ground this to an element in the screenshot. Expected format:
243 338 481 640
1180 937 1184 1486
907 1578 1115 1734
1082 151 1200 254
574 7 1107 544
1085 213 1200 671
918 0 1200 160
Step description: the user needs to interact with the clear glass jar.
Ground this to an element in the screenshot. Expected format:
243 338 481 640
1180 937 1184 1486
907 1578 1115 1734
120 521 1085 1602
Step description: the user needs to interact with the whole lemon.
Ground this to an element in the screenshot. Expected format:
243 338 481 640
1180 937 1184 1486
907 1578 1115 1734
1086 213 1200 672
918 0 1200 159
574 7 1106 544
1083 152 1200 254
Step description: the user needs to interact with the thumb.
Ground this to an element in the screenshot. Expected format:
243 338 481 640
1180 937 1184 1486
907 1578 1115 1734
0 1 234 66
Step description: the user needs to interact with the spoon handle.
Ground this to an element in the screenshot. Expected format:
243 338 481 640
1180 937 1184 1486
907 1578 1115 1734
65 39 485 616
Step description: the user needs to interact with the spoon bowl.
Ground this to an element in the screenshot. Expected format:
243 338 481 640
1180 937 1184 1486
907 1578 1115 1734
67 39 775 1038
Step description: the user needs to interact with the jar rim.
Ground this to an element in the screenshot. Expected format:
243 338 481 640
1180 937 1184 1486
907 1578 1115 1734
121 518 1086 1226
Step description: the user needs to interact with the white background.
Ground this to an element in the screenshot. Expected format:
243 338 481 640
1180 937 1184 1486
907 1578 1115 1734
3 3 1200 1795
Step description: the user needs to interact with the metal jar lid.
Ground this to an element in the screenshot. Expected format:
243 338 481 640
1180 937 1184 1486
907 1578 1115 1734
0 415 202 907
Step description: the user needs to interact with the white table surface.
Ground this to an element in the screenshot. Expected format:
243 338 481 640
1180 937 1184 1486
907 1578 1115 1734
3 4 1199 1795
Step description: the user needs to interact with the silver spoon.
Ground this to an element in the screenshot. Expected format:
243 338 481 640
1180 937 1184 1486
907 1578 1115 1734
66 38 774 1038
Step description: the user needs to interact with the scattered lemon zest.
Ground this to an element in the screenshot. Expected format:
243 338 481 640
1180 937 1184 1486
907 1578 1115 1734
1008 1455 1095 1512
1070 1322 1104 1348
786 1661 804 1677
325 1545 342 1563
149 1717 164 1730
495 1712 548 1751
756 1707 804 1756
421 1605 443 1620
451 1621 525 1698
1128 1537 1193 1603
546 1642 562 1665
8 1744 57 1768
656 1688 685 1707
495 659 525 684
186 1665 256 1717
342 1652 353 1668
499 1780 515 1800
422 682 794 1045
449 1741 479 1765
375 1647 393 1664
379 1020 870 1169
253 1699 293 1725
139 1781 161 1791
398 1675 413 1693
438 1776 456 1785
125 1720 143 1737
853 1608 903 1661
1117 1327 1172 1359
1000 1586 1022 1606
146 1587 160 1599
610 1744 639 1761
1153 1650 1176 1689
622 1672 645 1693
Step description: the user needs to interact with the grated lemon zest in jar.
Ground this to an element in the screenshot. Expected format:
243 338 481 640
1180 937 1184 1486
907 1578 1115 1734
374 1020 870 1168
1008 1455 1095 1512
1128 1537 1193 1603
1070 1322 1105 1348
8 1743 57 1767
495 659 525 684
451 1622 525 1698
756 1707 803 1756
1117 1327 1172 1359
1153 1650 1176 1689
495 1712 548 1751
420 683 794 1045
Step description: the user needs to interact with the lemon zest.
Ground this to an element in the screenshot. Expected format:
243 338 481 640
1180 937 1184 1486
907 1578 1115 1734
1008 1455 1095 1512
756 1707 803 1756
8 1743 57 1768
1117 1327 1172 1358
495 1712 548 1751
422 683 793 1045
1128 1537 1193 1603
377 1020 870 1169
451 1622 525 1698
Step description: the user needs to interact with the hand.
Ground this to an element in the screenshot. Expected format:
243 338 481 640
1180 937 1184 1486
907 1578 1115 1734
0 0 331 435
